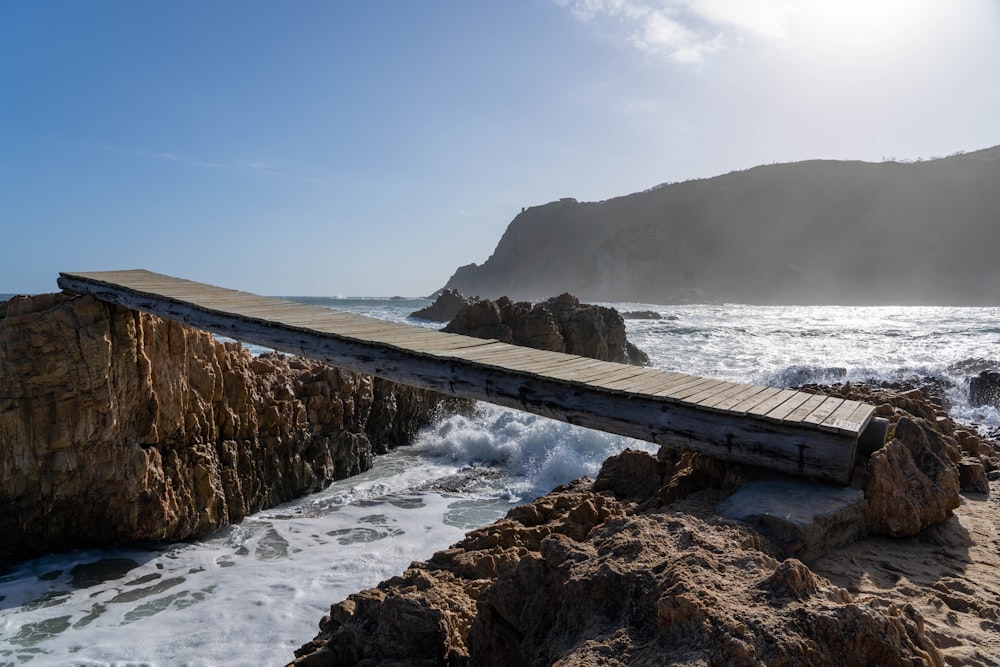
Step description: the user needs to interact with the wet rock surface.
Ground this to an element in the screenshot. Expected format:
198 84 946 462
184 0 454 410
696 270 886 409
0 293 448 559
444 293 649 365
291 383 999 666
969 370 1000 408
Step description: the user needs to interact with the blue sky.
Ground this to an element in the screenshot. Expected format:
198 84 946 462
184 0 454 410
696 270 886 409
3 0 998 296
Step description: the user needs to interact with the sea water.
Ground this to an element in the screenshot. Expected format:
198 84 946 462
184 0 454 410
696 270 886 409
1 298 998 666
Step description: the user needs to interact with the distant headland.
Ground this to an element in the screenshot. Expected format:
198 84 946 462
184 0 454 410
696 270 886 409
441 146 1000 306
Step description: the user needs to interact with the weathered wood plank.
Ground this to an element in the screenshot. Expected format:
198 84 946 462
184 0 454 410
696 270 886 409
655 377 720 400
56 270 870 483
699 383 768 412
820 400 875 435
685 381 746 406
726 387 785 415
763 391 816 423
600 370 689 393
779 393 830 425
801 396 846 426
746 388 801 418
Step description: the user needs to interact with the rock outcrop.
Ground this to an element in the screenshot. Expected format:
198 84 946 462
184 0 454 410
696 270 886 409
410 289 477 322
291 383 998 665
0 293 449 559
444 293 649 365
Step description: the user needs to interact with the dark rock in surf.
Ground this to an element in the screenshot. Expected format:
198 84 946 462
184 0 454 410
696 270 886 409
621 310 663 320
969 370 1000 408
444 293 649 365
410 289 477 322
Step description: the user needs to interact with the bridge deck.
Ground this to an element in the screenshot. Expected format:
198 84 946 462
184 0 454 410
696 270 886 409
57 270 876 483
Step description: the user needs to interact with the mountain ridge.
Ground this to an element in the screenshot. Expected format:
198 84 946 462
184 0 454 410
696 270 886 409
443 146 1000 305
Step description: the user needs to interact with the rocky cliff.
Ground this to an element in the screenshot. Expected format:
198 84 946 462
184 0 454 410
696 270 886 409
0 293 450 560
444 146 1000 305
291 385 1000 666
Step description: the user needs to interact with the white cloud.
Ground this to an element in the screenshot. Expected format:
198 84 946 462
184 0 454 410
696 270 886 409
556 0 793 62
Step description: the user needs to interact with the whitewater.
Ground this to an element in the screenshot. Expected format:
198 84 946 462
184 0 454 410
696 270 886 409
1 298 998 666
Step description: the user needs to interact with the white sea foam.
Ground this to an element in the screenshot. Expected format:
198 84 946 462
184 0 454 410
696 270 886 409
2 300 998 665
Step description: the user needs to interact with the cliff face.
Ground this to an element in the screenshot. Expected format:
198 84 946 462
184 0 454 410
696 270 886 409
0 293 447 559
444 146 1000 305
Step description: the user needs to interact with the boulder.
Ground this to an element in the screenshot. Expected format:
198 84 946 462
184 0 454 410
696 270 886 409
863 416 961 537
716 480 866 562
410 289 476 322
444 293 649 365
969 370 1000 408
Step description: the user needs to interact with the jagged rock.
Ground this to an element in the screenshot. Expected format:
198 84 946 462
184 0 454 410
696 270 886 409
410 289 476 322
969 370 1000 408
292 477 943 667
592 448 667 502
863 416 961 537
958 457 989 494
444 293 649 365
0 293 446 559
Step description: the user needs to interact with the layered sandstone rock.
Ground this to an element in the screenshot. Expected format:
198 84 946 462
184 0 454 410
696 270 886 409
291 384 998 665
444 293 649 365
0 293 448 559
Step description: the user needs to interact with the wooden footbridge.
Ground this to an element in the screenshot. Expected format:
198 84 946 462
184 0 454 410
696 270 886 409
57 270 881 484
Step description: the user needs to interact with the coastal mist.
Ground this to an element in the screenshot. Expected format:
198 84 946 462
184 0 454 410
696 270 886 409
1 298 997 666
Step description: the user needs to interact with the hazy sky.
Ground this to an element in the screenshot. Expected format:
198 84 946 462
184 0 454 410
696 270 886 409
3 1 998 296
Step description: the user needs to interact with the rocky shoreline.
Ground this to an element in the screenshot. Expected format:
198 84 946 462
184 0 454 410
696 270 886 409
291 384 999 666
4 291 999 664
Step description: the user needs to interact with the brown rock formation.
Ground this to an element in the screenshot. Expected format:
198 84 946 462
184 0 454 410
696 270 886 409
0 293 448 559
291 383 999 665
444 293 649 365
863 416 961 537
291 477 947 666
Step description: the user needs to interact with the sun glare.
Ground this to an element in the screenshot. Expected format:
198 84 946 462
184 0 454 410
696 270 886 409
791 0 943 63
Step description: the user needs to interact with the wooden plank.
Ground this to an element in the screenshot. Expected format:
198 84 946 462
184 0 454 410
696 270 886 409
728 386 785 415
703 384 770 413
820 400 874 435
56 269 870 482
762 391 816 423
801 396 845 427
746 388 801 417
685 381 747 406
600 370 689 393
845 403 877 432
585 366 652 388
653 376 719 400
779 393 830 425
